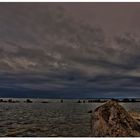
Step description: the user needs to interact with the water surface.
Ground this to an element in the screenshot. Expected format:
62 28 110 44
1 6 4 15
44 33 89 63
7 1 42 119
0 99 139 137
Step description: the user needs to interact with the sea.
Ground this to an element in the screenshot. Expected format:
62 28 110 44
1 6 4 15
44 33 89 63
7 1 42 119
0 98 140 137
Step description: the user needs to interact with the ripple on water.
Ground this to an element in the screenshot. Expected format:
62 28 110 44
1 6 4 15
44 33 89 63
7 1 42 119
0 101 139 136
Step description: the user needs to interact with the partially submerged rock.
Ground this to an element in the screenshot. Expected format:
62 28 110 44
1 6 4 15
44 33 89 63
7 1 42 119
41 101 49 103
60 99 63 103
90 100 140 137
25 99 32 103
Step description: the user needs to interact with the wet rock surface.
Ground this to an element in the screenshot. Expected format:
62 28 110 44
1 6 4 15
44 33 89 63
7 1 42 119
90 100 140 137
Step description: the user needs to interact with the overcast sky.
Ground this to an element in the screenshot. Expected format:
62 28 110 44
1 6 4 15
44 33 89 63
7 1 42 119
60 3 140 36
0 3 140 98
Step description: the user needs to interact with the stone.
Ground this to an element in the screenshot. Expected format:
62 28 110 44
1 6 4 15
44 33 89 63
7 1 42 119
26 99 32 103
90 100 140 137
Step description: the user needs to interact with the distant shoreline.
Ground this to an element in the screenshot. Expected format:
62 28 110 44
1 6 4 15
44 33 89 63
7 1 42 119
0 97 140 100
0 98 140 103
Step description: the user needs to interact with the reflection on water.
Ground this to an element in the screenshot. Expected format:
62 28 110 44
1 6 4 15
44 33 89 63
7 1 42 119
0 99 140 137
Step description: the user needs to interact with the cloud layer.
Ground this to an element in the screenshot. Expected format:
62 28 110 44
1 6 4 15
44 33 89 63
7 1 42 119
0 3 139 98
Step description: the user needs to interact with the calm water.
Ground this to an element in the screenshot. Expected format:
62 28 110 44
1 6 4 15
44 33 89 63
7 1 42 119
0 99 140 137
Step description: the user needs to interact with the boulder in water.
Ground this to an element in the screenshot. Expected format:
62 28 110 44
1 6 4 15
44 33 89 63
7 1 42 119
90 100 140 137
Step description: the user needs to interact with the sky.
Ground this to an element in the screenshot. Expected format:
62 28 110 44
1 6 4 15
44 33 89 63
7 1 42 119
62 3 140 36
0 3 140 98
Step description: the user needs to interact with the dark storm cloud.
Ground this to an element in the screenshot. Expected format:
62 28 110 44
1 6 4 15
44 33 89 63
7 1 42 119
0 3 140 98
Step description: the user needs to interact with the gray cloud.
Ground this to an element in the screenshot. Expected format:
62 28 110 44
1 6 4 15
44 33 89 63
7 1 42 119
0 3 139 98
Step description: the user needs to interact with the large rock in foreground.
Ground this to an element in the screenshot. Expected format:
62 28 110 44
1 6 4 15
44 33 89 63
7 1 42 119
90 101 140 137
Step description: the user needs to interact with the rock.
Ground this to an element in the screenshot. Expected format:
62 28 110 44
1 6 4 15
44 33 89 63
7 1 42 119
26 99 32 103
90 100 140 137
88 110 92 113
129 112 140 123
41 101 49 103
8 99 13 103
0 99 3 102
60 99 63 103
77 100 81 103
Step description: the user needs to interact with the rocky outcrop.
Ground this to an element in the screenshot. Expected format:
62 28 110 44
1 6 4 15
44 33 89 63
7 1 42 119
90 100 140 137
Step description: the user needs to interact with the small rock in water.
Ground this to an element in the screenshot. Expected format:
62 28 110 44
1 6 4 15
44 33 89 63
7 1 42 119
77 100 81 103
26 99 32 103
60 100 63 103
88 110 92 113
90 100 140 137
41 101 48 103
